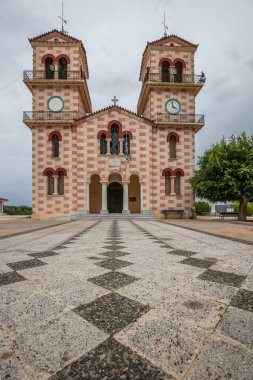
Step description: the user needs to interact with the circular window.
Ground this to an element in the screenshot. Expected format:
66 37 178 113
47 96 64 113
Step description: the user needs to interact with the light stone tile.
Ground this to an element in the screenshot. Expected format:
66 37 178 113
216 306 253 348
158 290 227 330
0 293 66 334
15 312 108 378
115 312 209 377
117 277 187 306
0 331 29 380
186 337 253 380
186 278 237 304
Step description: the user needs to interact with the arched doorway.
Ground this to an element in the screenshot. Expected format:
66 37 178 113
89 174 102 213
129 175 141 213
107 182 123 213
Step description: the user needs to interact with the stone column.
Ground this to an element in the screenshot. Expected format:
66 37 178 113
86 182 90 214
171 176 176 195
140 183 143 213
53 176 58 195
122 183 130 214
100 182 108 214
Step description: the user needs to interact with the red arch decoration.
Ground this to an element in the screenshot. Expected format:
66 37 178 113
162 168 174 176
159 58 173 67
55 167 67 176
43 167 56 176
55 54 71 64
167 132 179 142
48 131 62 141
107 120 124 138
97 130 108 139
174 168 185 176
173 58 186 68
123 130 133 140
41 54 55 63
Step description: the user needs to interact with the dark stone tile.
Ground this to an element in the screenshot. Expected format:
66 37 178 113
102 245 126 251
74 293 150 335
168 249 197 257
181 257 217 269
198 269 246 288
88 271 138 290
87 256 104 261
7 259 46 271
100 251 130 258
230 289 253 312
28 251 59 258
51 338 171 380
0 272 26 286
95 259 132 270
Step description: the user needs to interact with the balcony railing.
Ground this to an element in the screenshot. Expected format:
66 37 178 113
23 70 85 80
156 113 205 124
144 72 205 84
23 111 83 121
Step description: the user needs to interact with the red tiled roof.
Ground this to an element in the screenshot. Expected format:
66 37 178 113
75 105 154 125
139 34 198 80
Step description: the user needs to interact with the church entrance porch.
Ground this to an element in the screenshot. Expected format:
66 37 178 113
107 182 123 213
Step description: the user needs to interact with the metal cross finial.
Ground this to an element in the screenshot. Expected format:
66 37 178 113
111 96 119 106
162 12 168 37
58 1 67 33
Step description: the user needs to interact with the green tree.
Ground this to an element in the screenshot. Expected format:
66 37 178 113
190 132 253 221
195 201 211 215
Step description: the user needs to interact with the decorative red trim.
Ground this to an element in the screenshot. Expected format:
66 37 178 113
97 130 108 139
167 132 179 142
107 120 124 138
159 58 173 67
43 167 56 176
55 54 70 64
48 131 62 141
173 59 186 68
162 168 174 176
174 168 185 176
123 130 133 139
55 167 67 176
41 54 55 63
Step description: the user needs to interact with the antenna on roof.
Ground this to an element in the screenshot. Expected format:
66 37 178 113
162 12 168 37
58 1 67 34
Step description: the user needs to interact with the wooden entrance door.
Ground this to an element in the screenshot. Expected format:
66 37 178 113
107 182 123 213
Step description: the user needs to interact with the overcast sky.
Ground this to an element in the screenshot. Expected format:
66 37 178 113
0 0 252 205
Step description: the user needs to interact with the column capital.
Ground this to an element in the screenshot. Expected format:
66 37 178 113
122 181 130 185
101 181 108 185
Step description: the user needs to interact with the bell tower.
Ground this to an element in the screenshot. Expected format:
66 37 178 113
23 29 91 218
137 34 205 215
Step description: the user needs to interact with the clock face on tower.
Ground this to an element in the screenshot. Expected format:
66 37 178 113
165 98 181 115
47 96 64 113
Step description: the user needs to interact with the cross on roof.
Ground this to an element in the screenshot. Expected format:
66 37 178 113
111 96 119 106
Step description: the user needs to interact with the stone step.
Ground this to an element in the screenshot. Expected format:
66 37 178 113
74 213 154 220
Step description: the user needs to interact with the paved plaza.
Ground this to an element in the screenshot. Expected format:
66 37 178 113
0 219 253 379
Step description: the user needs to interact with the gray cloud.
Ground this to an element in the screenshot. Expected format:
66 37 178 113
0 0 252 205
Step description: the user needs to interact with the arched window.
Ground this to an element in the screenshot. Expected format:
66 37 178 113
162 61 170 82
174 171 181 195
110 124 120 154
59 57 67 79
123 133 130 156
100 134 107 154
45 57 55 79
169 135 177 159
47 171 54 195
52 134 59 157
175 62 183 83
165 172 171 195
58 171 64 195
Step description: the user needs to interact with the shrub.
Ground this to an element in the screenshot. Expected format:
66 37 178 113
195 201 211 215
3 205 32 215
233 201 253 217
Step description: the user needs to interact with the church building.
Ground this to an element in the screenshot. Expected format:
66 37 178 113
23 29 205 219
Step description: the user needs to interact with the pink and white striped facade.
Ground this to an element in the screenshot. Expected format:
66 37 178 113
23 30 205 219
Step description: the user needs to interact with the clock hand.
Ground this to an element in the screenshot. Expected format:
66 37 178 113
172 102 177 109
